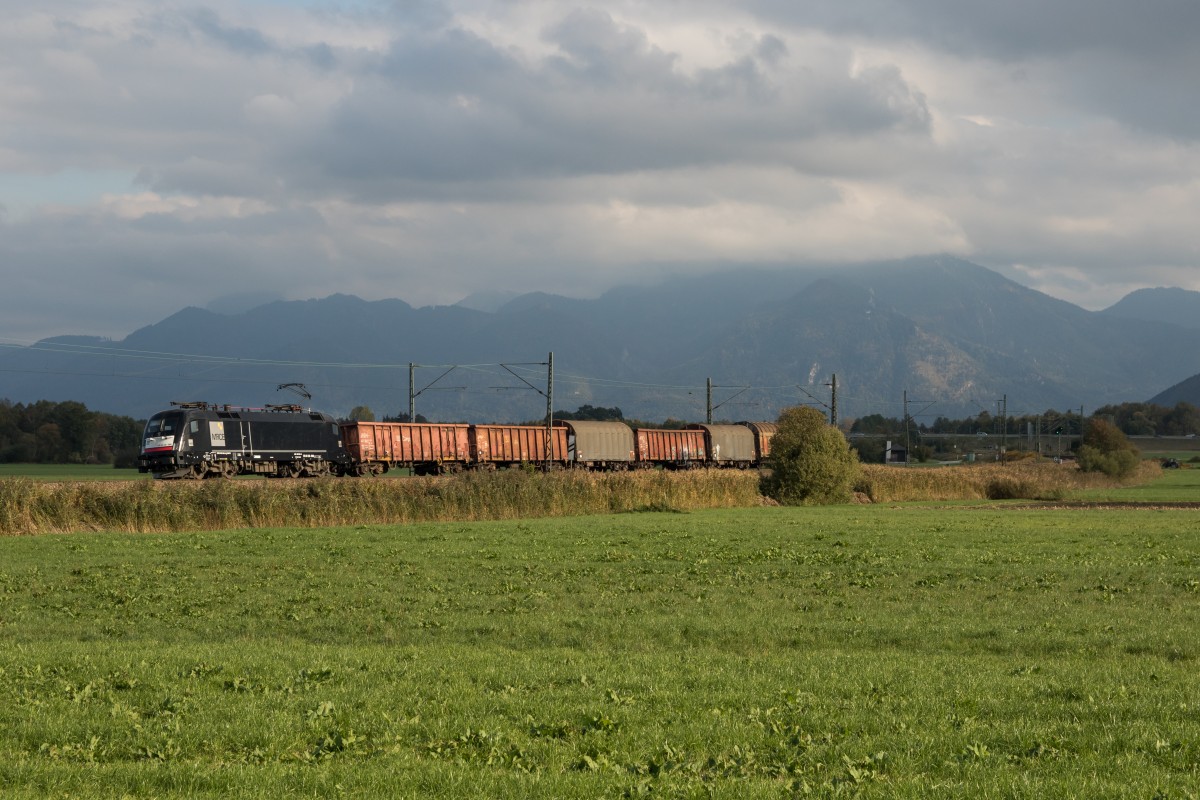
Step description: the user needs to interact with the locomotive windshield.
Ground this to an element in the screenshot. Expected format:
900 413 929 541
143 412 183 438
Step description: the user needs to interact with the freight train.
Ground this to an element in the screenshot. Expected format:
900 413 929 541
137 402 778 479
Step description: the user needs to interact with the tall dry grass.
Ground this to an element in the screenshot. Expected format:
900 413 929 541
0 460 1167 535
856 459 1162 503
0 469 763 535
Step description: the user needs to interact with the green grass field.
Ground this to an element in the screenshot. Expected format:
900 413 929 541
2 495 1198 796
0 464 148 481
1074 465 1200 503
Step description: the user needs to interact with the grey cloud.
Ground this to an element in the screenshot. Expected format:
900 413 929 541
756 34 788 66
376 26 520 93
694 55 778 103
186 8 275 56
282 10 930 200
126 207 326 237
801 63 930 137
3 3 932 204
744 0 1200 61
3 1 1199 342
0 206 346 339
379 0 457 32
542 8 682 88
1060 50 1200 139
133 155 300 201
740 0 1200 138
303 42 337 70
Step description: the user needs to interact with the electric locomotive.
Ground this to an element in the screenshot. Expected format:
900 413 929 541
138 401 351 479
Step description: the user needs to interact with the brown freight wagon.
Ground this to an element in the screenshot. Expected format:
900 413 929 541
740 422 779 463
634 428 706 468
470 424 569 469
340 421 470 475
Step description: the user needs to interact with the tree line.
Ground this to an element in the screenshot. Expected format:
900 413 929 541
6 397 1194 467
849 402 1200 439
0 399 144 466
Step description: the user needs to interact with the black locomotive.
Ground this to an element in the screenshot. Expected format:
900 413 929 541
137 402 351 479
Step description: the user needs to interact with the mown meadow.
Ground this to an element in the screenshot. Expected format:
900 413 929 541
1 491 1198 796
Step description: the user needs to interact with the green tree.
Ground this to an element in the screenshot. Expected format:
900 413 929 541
52 400 95 463
555 405 624 421
1165 402 1200 436
1076 418 1140 478
764 406 861 505
850 413 900 434
384 413 429 423
35 422 65 462
348 406 375 422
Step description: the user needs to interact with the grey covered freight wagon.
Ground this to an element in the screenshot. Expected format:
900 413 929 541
557 420 636 470
688 423 757 468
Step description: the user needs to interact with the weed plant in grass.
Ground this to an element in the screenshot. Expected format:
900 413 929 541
1 506 1198 796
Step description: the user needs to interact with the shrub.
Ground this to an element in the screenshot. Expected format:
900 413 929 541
763 406 861 505
1076 418 1141 478
1077 446 1140 478
912 444 934 463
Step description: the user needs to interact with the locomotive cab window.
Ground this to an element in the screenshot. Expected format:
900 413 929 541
144 414 182 437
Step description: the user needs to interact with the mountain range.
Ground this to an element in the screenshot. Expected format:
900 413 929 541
1101 287 1200 331
3 256 1200 423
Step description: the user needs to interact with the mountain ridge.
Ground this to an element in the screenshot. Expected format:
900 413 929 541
3 257 1199 421
1102 287 1200 330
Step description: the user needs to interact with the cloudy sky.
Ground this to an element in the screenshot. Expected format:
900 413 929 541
3 0 1199 342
